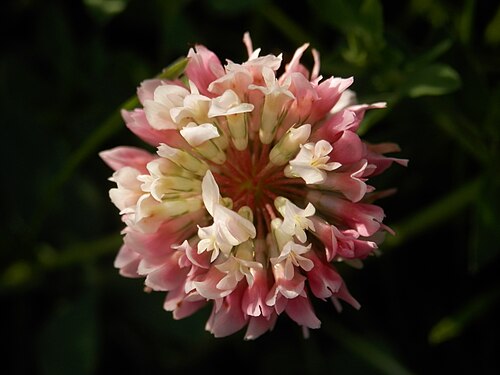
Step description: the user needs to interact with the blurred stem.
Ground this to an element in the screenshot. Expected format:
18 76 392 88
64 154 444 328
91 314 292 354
458 0 475 46
30 58 188 238
385 177 481 249
434 112 488 164
429 287 499 345
325 321 416 375
1 233 122 293
258 1 315 46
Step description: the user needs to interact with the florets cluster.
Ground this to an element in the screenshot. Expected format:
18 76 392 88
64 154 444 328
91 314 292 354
101 33 406 339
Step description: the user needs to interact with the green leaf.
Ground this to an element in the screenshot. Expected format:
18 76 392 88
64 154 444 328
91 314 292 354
38 292 99 375
401 63 461 98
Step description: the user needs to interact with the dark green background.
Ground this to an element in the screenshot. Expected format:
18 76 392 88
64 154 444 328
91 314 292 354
2 0 500 374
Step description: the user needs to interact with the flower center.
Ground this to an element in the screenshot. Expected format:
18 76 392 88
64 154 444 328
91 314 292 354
214 142 306 232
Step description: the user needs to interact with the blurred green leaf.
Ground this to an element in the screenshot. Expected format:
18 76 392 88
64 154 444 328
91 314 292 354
38 292 99 375
359 0 384 41
258 1 313 45
485 5 500 45
457 0 475 45
409 0 449 27
401 63 461 98
310 0 384 47
408 39 453 69
83 0 129 23
208 0 259 14
469 174 500 272
0 261 34 290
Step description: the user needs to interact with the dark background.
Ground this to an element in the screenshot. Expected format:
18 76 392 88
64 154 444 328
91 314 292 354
2 0 500 374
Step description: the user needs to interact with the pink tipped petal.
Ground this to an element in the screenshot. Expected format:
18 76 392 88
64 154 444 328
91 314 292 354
308 191 385 236
308 76 354 123
329 131 364 164
99 146 154 172
335 283 361 310
306 252 343 299
311 48 320 81
124 213 200 257
137 79 163 104
186 45 225 97
205 285 248 337
122 109 187 147
244 314 278 340
285 295 321 329
144 251 189 291
365 142 409 176
193 266 233 300
318 160 371 202
281 43 310 82
114 245 141 277
242 268 273 317
164 286 207 319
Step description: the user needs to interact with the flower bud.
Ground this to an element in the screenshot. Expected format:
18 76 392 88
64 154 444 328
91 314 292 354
269 124 311 165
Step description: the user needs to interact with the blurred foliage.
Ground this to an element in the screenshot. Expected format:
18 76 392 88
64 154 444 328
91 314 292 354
2 0 500 374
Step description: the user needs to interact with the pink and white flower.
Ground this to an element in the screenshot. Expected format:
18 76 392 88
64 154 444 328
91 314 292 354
101 32 407 339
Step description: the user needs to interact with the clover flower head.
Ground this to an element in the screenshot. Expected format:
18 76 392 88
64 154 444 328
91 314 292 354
100 32 407 339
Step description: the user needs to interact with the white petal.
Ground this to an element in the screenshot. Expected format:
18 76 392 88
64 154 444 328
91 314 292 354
315 140 333 156
201 170 220 217
143 100 177 130
292 165 326 184
180 123 220 147
154 85 189 106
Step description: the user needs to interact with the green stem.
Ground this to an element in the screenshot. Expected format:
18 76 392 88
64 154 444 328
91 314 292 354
385 177 481 249
434 112 488 164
